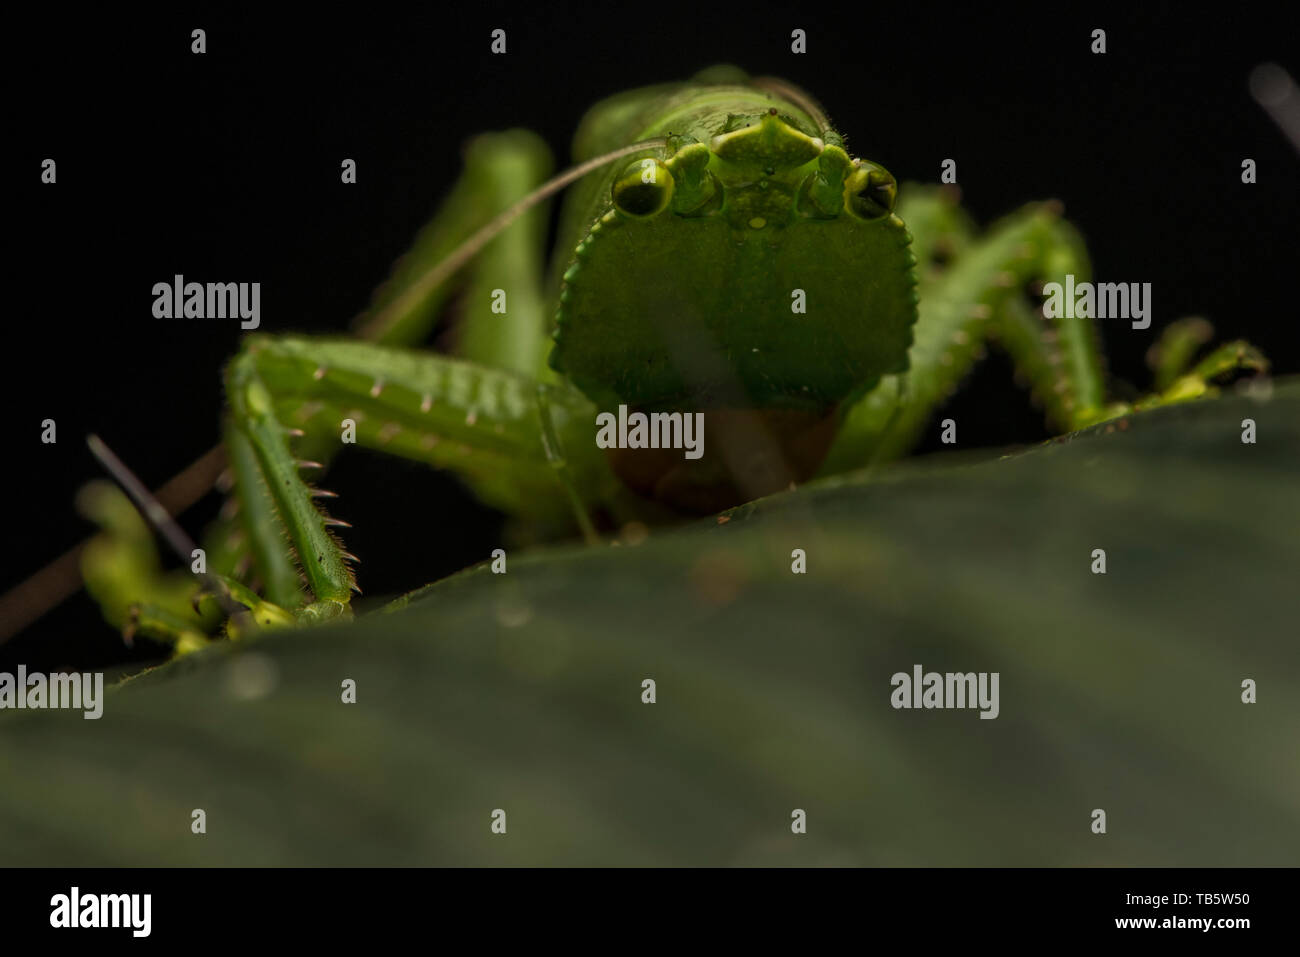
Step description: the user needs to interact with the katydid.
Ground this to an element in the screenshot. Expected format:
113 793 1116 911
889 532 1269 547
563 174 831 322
23 66 1269 651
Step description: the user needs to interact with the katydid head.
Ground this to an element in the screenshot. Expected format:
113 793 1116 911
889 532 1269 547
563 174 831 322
550 107 917 510
550 107 918 425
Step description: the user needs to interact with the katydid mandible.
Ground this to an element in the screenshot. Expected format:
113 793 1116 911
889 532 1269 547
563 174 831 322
22 65 1269 651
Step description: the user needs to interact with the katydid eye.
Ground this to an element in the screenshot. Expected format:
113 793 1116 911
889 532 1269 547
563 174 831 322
844 161 897 220
612 158 674 217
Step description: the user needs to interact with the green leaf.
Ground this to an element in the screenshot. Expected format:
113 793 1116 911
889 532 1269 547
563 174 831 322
1 381 1296 865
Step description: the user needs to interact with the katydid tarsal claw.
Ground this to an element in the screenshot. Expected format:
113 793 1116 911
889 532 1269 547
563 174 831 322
3 65 1268 652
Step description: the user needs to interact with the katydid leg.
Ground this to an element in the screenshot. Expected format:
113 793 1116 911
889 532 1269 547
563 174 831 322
220 335 609 616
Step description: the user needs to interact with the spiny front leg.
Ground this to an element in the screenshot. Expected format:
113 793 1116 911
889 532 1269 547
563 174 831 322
218 335 610 620
224 349 356 619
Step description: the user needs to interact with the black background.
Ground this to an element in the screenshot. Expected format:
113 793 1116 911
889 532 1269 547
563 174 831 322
4 4 1296 671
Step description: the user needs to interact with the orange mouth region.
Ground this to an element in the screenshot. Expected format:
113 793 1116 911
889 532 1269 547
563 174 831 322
603 407 839 513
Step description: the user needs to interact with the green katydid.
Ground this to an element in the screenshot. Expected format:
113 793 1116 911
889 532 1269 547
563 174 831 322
52 65 1267 651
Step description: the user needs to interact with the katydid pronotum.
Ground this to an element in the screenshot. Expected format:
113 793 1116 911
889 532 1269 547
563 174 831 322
8 65 1268 654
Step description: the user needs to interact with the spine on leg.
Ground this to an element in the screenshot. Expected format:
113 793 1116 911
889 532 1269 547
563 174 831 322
225 350 356 607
